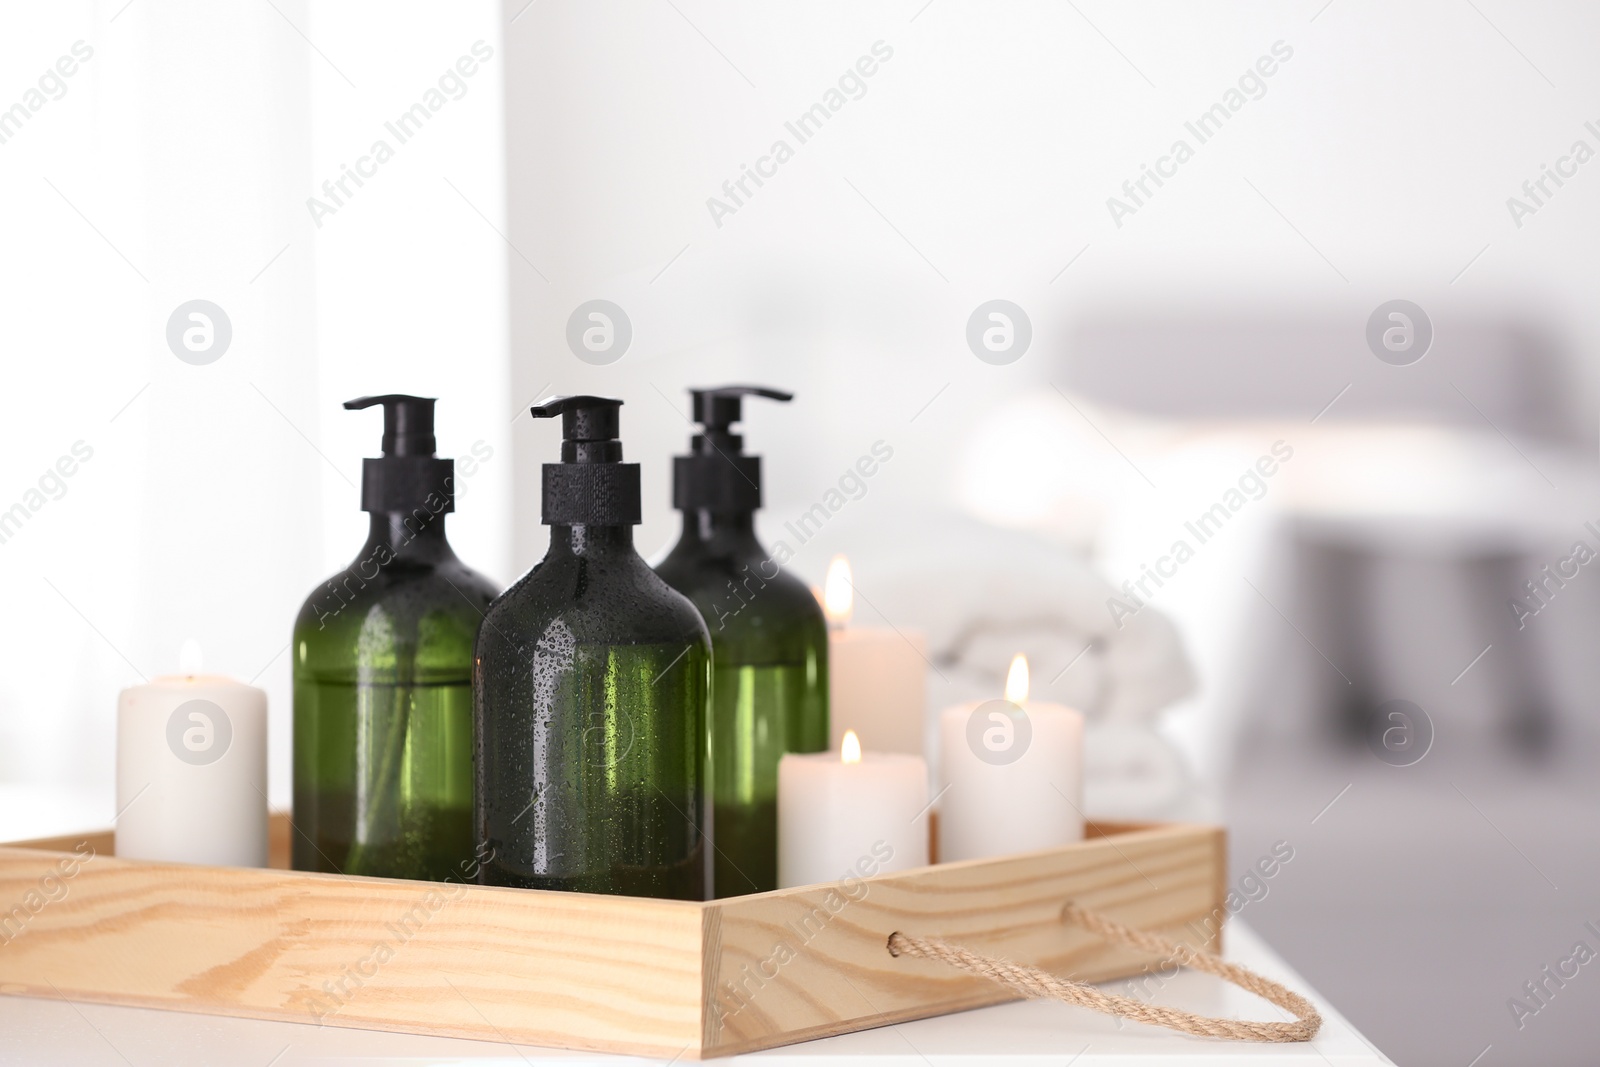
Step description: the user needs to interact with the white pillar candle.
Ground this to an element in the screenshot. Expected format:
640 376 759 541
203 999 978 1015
938 654 1084 863
116 642 269 867
778 730 929 888
823 556 927 756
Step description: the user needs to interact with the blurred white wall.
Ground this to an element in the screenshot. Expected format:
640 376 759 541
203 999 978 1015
502 0 1600 556
502 0 1600 788
0 0 508 823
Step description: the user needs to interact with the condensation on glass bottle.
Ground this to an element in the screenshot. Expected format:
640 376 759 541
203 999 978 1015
474 396 710 900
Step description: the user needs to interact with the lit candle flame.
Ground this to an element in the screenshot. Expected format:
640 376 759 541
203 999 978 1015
178 637 204 678
1004 653 1029 705
823 555 853 627
841 729 862 764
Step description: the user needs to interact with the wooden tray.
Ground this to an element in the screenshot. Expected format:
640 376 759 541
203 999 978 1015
0 815 1225 1059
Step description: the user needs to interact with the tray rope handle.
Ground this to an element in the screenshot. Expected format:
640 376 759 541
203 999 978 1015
886 900 1323 1043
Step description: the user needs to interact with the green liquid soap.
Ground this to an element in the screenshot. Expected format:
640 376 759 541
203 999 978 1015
709 661 825 894
292 679 475 880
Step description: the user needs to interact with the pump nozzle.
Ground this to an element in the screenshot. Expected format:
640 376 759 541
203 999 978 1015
530 395 640 525
344 394 438 457
344 394 453 514
689 386 793 436
530 395 627 466
530 395 624 463
674 385 793 514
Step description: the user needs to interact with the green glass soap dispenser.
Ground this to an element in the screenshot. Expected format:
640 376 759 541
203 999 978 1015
654 386 829 897
292 395 499 881
474 396 711 900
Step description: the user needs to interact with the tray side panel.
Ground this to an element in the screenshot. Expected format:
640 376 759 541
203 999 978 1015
704 823 1226 1057
0 844 704 1058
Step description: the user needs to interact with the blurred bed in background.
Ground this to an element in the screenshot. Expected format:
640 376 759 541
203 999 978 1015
943 303 1600 1066
994 304 1596 782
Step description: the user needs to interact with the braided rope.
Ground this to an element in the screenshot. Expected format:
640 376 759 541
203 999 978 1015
886 901 1322 1043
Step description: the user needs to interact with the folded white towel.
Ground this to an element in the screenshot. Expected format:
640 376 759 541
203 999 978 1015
828 506 1195 724
795 505 1198 819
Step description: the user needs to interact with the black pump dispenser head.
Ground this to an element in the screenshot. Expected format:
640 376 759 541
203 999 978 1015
674 385 793 513
344 394 454 513
530 395 641 525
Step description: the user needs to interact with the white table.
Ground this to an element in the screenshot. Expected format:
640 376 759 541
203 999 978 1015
1 922 1390 1066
